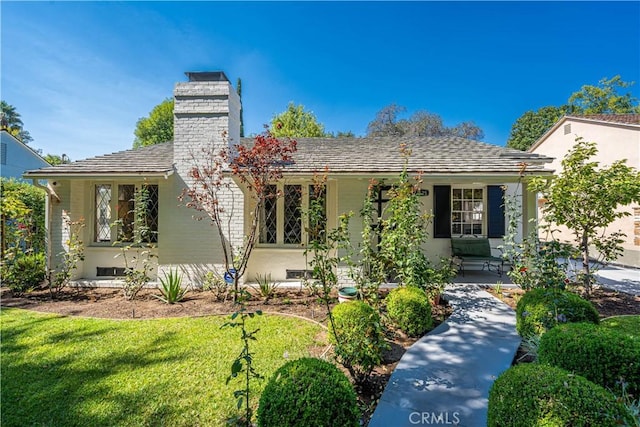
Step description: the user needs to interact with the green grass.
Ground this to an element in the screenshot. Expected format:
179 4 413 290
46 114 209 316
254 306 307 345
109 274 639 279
601 315 640 339
1 308 325 426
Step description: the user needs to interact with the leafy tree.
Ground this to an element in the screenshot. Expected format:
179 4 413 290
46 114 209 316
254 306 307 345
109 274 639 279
508 75 639 151
1 100 33 143
43 154 70 165
133 99 174 148
569 75 640 114
367 104 406 137
0 178 46 259
506 105 570 151
366 104 484 140
529 138 640 296
270 102 327 137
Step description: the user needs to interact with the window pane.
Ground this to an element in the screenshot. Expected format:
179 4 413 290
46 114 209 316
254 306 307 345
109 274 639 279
452 189 462 199
260 185 278 244
118 185 135 242
284 185 302 244
451 187 485 236
95 184 111 242
308 185 326 243
143 185 159 243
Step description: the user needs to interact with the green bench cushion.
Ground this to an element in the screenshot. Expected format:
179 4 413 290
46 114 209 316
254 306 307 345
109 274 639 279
451 238 493 258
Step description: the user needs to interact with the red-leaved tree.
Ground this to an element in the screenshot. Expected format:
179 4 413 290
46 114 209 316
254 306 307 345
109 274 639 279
181 131 297 300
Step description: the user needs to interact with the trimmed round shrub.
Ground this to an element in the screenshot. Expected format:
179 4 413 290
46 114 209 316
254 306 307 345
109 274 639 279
488 363 633 426
515 288 599 337
257 357 359 427
539 322 640 396
1 253 46 294
601 315 640 340
386 286 433 337
329 301 387 380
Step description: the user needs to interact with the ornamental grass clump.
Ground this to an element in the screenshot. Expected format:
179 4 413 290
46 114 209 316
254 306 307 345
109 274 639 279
488 363 634 426
257 357 359 427
386 286 432 337
539 322 640 396
515 288 599 337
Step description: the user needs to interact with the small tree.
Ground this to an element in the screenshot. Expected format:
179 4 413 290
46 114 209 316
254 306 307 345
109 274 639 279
530 138 640 295
181 131 297 299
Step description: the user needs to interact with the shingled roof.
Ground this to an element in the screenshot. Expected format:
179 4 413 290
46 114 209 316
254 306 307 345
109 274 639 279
24 142 174 177
24 137 552 178
245 136 552 175
567 114 640 125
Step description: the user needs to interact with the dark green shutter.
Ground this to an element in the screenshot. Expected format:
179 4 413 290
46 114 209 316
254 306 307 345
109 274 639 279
487 185 505 238
433 185 451 238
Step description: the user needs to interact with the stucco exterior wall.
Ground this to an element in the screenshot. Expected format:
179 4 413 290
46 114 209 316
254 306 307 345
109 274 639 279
244 177 525 283
531 119 640 267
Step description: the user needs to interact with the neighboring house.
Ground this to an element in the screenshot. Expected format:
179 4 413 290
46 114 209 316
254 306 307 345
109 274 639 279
529 114 640 268
25 71 553 285
1 129 50 180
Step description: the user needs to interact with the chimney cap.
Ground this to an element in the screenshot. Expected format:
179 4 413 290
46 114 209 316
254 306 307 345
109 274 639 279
185 71 229 82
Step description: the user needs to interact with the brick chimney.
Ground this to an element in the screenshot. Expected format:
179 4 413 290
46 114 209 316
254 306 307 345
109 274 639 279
173 71 241 179
162 71 243 283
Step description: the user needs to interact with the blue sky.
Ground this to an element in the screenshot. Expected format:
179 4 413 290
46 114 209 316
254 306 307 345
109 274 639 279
2 1 639 161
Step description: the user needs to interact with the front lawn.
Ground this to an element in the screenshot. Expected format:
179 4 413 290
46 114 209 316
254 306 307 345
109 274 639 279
0 308 324 426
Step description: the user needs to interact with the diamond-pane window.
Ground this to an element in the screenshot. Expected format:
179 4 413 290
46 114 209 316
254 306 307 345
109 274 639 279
260 185 278 244
284 185 301 244
117 185 135 242
451 187 484 236
95 184 112 242
143 185 159 243
308 184 326 243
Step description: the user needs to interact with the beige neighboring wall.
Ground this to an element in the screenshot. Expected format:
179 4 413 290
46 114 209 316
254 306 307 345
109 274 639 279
530 116 640 267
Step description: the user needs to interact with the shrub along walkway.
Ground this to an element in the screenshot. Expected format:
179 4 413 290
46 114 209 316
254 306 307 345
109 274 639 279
369 284 520 427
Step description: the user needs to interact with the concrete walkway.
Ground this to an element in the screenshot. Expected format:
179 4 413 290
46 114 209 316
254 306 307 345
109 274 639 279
368 284 520 427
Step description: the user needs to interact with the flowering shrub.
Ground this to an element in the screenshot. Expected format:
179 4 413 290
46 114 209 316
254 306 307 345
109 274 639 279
501 182 573 290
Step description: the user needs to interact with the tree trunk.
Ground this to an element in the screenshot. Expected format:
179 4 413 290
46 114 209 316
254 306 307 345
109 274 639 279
582 233 591 297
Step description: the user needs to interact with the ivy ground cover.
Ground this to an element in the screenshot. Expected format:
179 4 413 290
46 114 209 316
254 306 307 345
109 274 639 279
1 308 324 426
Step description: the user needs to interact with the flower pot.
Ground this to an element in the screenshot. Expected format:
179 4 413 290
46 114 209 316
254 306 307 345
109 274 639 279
337 287 358 303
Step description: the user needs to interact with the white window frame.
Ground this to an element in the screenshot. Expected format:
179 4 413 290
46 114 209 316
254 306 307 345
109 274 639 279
451 186 486 236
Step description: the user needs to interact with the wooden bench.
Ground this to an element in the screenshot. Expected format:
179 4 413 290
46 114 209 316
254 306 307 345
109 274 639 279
451 237 503 276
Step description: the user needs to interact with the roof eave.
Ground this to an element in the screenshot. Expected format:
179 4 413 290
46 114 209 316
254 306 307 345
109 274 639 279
23 169 175 180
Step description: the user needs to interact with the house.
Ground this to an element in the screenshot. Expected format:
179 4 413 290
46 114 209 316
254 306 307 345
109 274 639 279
529 114 640 268
1 129 50 180
25 71 554 286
